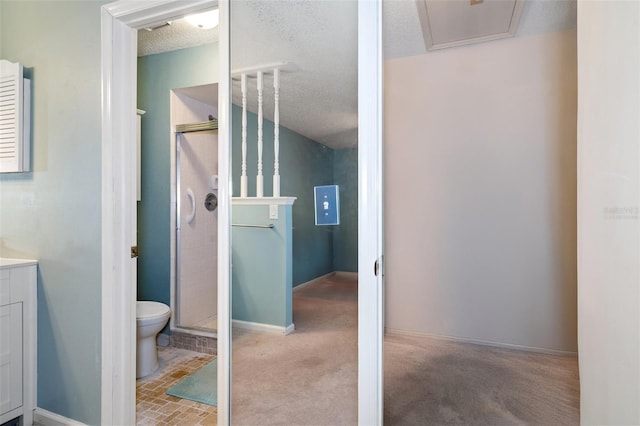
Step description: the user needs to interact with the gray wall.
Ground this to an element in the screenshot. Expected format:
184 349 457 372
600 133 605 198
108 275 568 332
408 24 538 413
384 30 578 352
0 1 107 423
137 44 218 310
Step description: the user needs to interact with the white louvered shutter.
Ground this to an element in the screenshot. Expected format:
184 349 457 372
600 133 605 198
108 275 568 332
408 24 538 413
0 60 30 173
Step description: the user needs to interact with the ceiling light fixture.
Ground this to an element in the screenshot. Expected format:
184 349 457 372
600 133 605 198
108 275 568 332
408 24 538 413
185 10 219 30
143 21 171 32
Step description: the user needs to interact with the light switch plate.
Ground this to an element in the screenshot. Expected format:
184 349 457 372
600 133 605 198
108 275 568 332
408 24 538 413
269 204 278 219
314 185 340 226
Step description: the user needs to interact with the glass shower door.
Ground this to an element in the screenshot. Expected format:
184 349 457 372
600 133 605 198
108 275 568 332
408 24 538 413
176 127 219 332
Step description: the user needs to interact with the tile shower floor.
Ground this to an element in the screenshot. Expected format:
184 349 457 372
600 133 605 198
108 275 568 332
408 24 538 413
136 346 217 425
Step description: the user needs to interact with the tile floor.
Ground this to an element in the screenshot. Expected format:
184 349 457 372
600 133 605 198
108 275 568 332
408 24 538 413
136 346 217 426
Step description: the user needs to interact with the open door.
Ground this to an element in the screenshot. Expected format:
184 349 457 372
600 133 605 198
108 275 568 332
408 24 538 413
358 0 384 424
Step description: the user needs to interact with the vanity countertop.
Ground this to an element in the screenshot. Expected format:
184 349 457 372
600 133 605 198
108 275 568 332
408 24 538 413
0 258 38 269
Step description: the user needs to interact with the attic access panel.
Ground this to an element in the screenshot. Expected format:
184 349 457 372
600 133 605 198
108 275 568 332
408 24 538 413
416 0 525 51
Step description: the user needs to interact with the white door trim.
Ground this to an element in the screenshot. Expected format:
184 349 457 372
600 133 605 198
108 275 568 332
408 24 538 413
358 0 384 424
100 1 228 425
217 1 232 423
100 7 137 424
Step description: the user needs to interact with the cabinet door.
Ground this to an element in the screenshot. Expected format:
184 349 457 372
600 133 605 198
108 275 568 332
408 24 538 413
0 303 23 415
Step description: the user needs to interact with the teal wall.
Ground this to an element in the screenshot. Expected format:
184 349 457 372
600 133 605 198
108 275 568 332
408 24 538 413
0 1 107 423
232 204 293 327
333 148 358 272
137 44 218 313
232 106 336 285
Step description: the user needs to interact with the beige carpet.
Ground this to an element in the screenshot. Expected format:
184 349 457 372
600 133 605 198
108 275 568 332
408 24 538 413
385 334 580 425
231 273 580 425
231 273 358 425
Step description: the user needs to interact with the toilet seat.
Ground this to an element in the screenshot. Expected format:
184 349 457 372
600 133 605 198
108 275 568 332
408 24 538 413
137 301 170 323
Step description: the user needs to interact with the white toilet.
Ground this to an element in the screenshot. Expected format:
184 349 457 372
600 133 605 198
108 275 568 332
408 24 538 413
136 301 171 378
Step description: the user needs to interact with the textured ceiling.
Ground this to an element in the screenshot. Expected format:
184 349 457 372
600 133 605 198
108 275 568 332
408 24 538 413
138 17 219 57
231 0 358 149
138 0 576 149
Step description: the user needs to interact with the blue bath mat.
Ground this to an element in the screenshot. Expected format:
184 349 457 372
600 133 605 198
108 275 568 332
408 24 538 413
166 360 217 407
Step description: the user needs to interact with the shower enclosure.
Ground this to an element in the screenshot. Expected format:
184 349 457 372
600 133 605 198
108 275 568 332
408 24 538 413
171 85 219 336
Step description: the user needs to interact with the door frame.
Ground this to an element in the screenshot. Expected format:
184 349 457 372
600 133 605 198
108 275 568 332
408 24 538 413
358 0 384 423
100 1 228 425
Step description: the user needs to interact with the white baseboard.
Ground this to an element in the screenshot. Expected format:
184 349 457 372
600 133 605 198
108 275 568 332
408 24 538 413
385 328 578 357
232 319 295 335
293 271 358 292
34 408 87 426
293 272 335 291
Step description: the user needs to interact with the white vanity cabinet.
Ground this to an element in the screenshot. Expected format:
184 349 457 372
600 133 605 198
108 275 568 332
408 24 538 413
0 259 37 426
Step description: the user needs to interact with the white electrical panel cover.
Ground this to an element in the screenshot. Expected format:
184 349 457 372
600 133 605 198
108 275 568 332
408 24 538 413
0 60 31 173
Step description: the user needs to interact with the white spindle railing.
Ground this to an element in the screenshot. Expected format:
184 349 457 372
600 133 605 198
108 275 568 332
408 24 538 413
273 68 280 197
256 71 264 198
234 62 295 198
241 73 248 198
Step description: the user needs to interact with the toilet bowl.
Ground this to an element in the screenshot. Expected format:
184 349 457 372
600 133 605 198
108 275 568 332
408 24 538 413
136 301 171 378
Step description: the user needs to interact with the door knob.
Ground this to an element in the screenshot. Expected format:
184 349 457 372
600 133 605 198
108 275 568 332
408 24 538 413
204 193 218 211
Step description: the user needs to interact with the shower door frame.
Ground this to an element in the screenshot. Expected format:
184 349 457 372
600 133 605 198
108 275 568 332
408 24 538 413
174 129 219 336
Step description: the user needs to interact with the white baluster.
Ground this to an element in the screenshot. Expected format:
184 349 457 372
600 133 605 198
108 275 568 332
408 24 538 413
257 71 264 197
241 73 248 198
273 68 280 197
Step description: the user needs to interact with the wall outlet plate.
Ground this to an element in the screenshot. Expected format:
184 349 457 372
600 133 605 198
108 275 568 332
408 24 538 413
269 204 278 219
